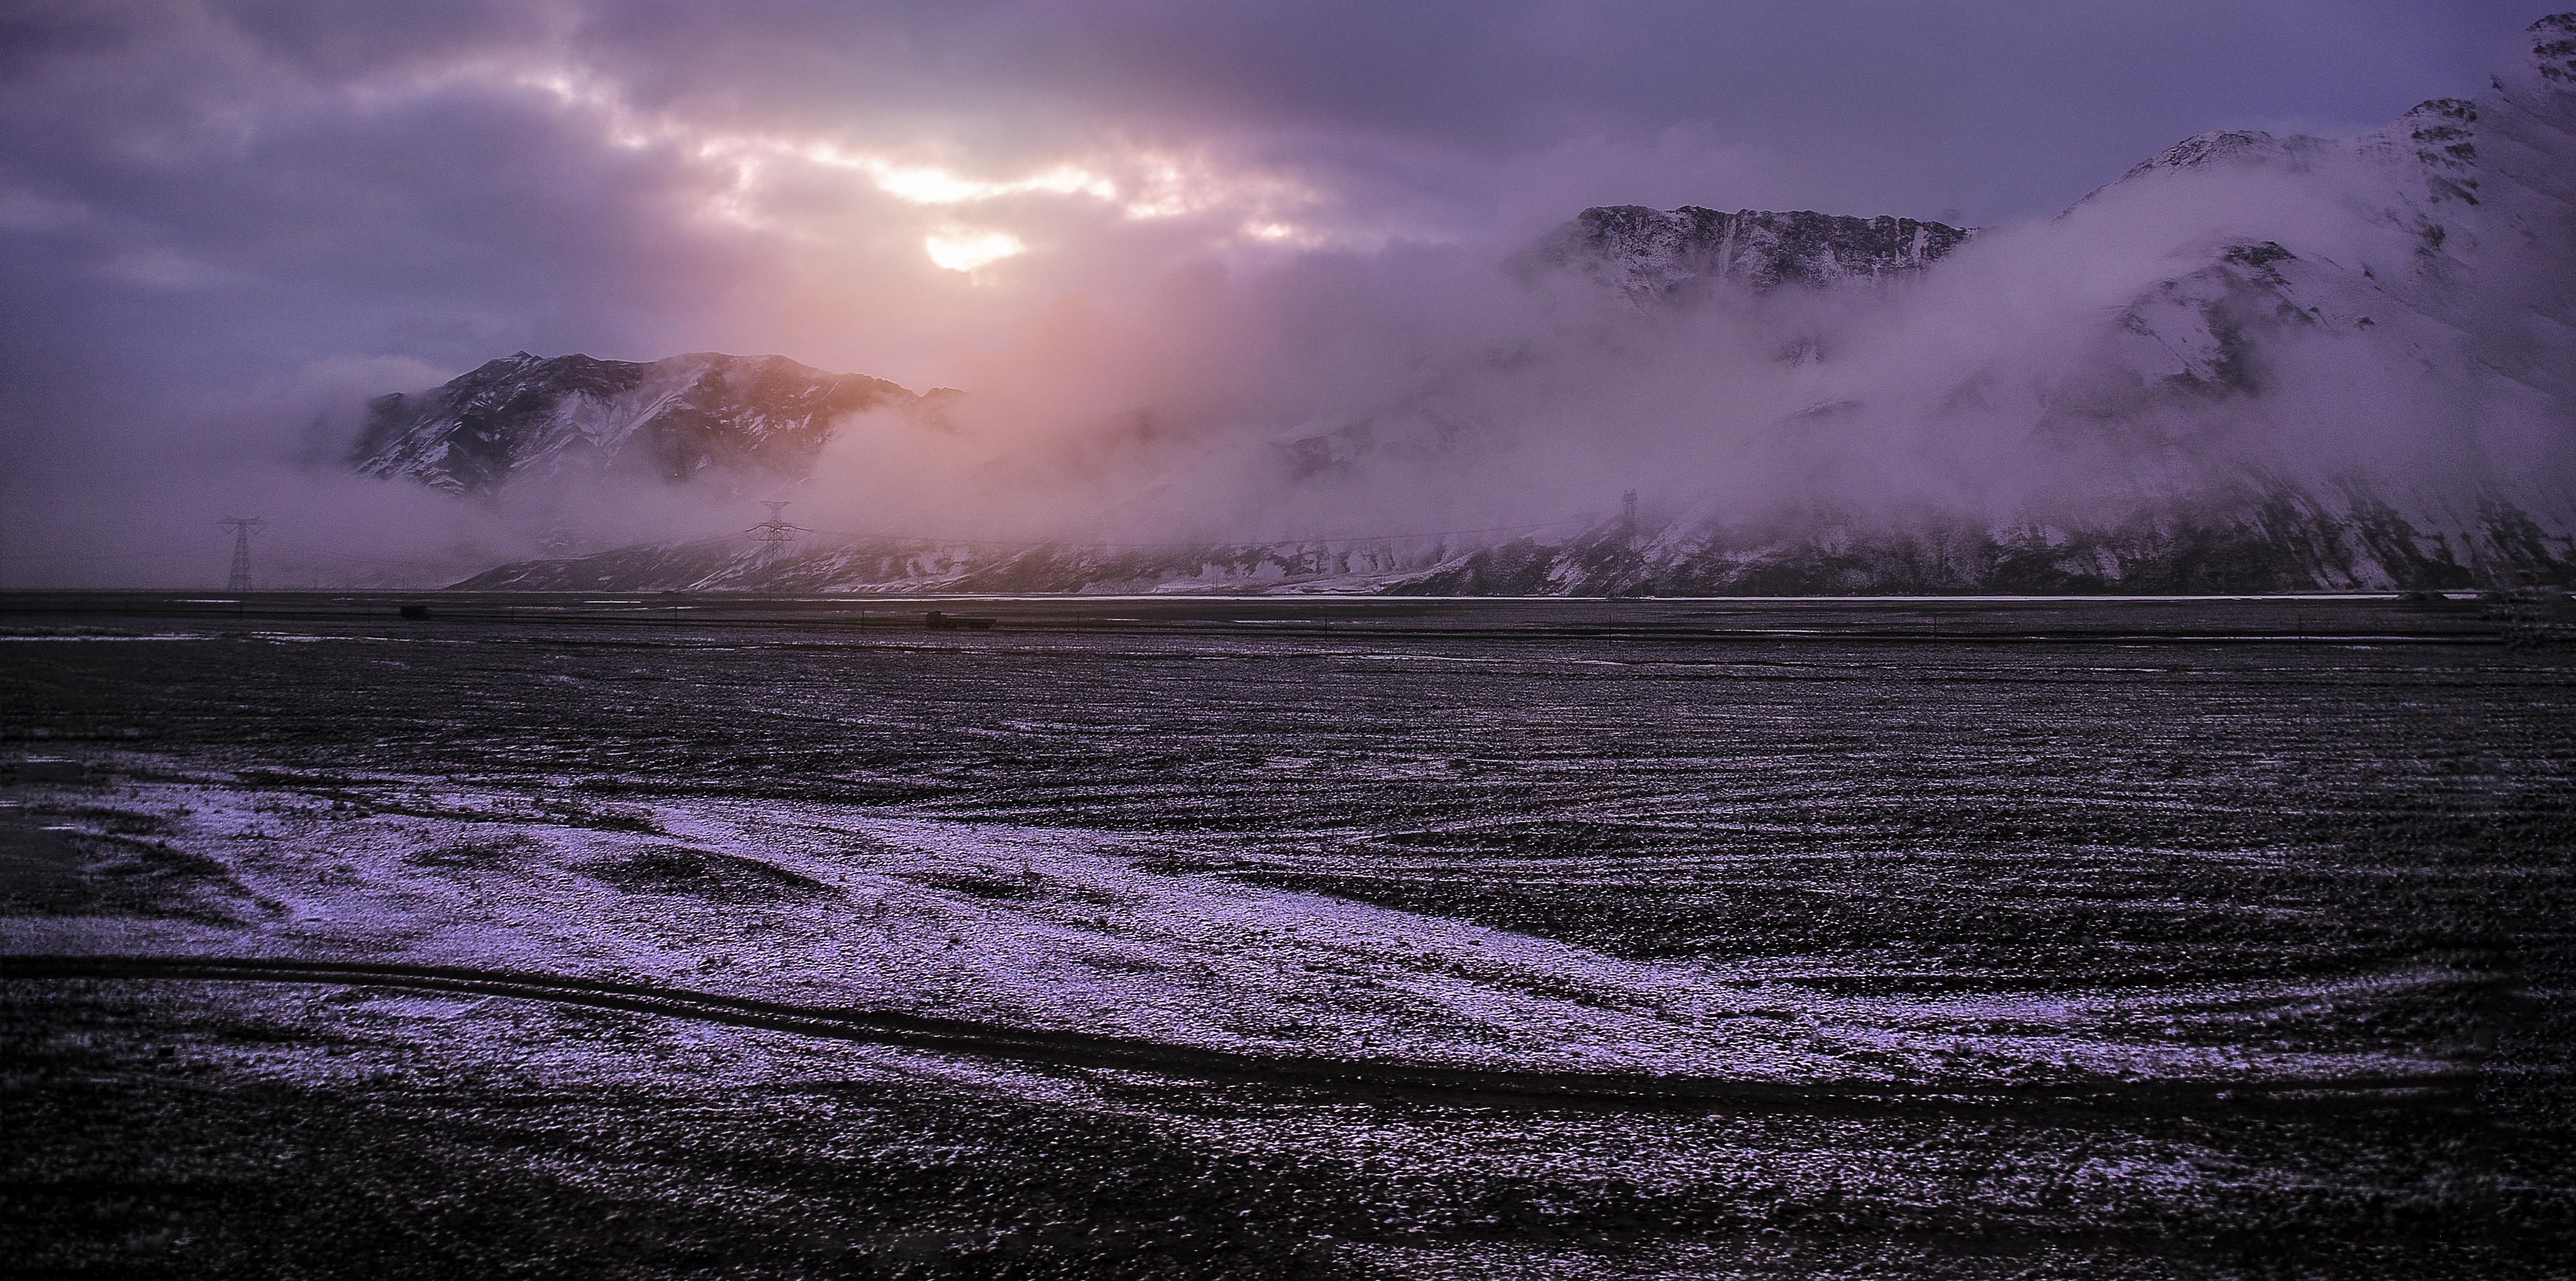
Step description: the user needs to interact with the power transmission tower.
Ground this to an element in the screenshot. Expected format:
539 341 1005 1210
747 501 808 557
220 517 267 592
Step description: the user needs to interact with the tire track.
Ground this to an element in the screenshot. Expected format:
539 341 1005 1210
2 952 2467 1116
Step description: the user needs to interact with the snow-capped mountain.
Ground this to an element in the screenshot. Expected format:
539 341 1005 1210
352 351 947 495
2043 98 2562 410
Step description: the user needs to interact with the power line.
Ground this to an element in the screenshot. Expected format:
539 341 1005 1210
747 500 809 557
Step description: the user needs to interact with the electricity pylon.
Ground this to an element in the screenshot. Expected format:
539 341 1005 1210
220 517 266 592
747 501 806 556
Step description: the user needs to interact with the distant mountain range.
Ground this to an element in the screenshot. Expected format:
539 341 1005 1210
415 14 2576 594
453 487 2539 596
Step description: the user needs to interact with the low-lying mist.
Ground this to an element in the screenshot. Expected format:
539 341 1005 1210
787 132 2571 561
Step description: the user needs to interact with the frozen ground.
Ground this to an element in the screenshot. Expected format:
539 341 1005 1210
3 593 2573 1276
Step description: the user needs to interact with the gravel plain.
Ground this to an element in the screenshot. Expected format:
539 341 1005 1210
3 592 2571 1278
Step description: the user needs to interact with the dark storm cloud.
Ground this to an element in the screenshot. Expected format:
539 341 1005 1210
560 0 2564 220
0 0 2561 585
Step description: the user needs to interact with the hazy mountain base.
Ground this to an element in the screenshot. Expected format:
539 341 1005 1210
1410 493 2569 597
456 488 2572 596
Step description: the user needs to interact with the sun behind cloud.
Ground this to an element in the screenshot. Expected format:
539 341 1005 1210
924 228 1028 272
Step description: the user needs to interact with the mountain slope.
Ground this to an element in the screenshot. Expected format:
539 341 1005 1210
452 482 2565 596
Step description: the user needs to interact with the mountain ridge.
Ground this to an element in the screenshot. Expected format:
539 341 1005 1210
1509 205 1976 303
353 350 947 495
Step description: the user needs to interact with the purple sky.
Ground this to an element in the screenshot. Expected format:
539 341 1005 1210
0 1 2561 491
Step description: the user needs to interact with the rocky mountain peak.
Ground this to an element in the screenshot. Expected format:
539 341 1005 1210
2518 12 2576 88
1512 205 1974 303
2358 98 2480 205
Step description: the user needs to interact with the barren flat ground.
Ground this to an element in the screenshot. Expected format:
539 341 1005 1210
3 592 2572 1278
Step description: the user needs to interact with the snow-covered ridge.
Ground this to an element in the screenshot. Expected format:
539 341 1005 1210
352 350 948 495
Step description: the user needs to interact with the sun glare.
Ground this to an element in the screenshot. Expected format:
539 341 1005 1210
872 161 1119 205
924 229 1027 272
489 62 1332 260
